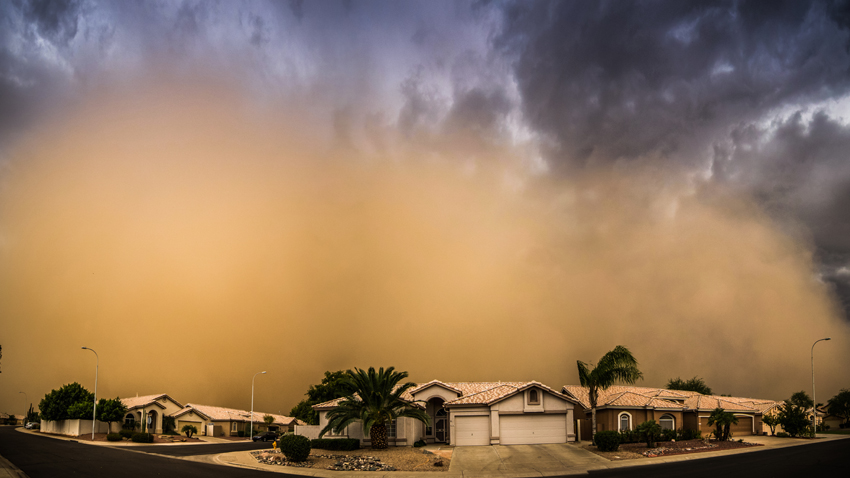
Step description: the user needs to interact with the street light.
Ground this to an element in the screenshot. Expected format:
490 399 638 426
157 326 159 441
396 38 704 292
811 337 830 435
82 347 99 441
251 371 267 439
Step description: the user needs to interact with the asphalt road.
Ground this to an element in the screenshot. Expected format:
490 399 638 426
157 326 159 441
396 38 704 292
587 436 849 478
132 440 270 456
0 427 311 478
2 427 848 478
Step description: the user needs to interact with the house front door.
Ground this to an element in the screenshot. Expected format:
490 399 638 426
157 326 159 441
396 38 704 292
435 418 447 442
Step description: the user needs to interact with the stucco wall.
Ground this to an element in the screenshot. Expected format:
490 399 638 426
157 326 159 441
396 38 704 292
40 419 109 436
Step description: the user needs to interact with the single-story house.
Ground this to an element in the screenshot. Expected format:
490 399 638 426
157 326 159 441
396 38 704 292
312 380 579 447
120 394 185 434
120 394 302 437
561 385 781 439
173 403 303 437
1 412 24 426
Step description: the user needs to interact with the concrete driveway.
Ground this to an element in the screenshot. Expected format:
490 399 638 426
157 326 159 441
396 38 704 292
450 443 609 476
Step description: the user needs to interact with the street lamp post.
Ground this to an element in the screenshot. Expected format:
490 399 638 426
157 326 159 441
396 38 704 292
82 347 99 441
811 337 830 435
251 371 267 439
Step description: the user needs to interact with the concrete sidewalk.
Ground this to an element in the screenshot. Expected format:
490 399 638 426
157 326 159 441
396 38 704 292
12 426 251 446
211 434 850 477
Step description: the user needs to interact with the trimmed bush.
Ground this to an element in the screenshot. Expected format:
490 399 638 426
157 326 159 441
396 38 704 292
413 439 426 448
118 429 134 439
681 428 701 440
618 429 640 444
106 433 122 442
131 432 154 443
310 438 360 451
776 431 790 438
279 434 311 462
237 430 245 438
594 430 621 452
660 428 678 442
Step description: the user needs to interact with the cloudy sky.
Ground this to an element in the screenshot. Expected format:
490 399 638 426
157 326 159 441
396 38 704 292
1 0 850 416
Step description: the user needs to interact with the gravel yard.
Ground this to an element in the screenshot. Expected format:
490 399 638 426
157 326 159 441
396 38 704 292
583 439 762 461
253 447 450 472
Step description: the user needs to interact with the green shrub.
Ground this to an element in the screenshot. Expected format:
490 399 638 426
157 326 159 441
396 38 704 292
661 428 678 442
310 438 360 451
594 430 621 452
279 434 311 462
618 429 640 443
106 433 122 442
776 431 790 438
681 428 701 440
413 439 426 448
237 430 245 437
118 429 134 439
636 420 662 447
181 424 198 438
131 432 153 443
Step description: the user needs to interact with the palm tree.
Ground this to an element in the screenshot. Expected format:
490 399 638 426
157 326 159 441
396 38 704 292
577 345 644 442
707 407 738 441
319 366 430 449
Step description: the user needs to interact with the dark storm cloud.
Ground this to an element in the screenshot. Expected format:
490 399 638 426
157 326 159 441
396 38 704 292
495 0 850 169
21 0 83 46
711 110 850 314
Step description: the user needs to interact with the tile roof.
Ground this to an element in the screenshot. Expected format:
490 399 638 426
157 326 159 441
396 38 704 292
313 380 574 409
561 385 777 414
177 403 300 426
410 380 462 396
121 393 182 410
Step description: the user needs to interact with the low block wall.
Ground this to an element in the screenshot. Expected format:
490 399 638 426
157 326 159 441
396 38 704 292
40 419 110 436
294 424 320 440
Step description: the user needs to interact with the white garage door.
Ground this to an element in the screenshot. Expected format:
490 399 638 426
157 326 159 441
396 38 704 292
500 414 567 445
455 416 490 446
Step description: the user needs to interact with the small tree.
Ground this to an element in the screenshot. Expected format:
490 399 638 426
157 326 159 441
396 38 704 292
263 414 275 430
290 370 349 425
162 416 176 434
635 420 662 447
96 398 128 432
67 400 95 420
25 404 39 424
826 389 850 427
762 412 781 436
181 424 198 438
707 408 737 441
6 415 17 425
778 400 811 437
39 383 94 421
666 376 712 395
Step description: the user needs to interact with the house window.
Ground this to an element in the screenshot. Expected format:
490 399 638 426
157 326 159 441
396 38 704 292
124 414 135 427
387 419 397 438
231 422 238 433
528 389 540 405
659 414 675 430
618 413 631 431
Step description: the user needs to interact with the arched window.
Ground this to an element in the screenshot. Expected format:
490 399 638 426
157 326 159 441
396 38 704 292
659 414 675 430
618 412 631 431
124 414 135 426
528 389 540 405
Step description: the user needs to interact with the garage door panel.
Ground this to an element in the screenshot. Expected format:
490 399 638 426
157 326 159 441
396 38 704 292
730 417 753 436
455 416 490 446
177 420 203 435
500 415 566 445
